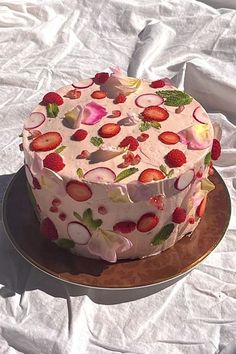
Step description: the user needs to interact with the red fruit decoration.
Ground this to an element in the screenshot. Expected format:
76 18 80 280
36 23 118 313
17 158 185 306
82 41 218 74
138 133 149 142
91 90 107 99
172 207 187 224
150 79 165 88
121 152 141 167
66 180 92 201
72 129 88 141
165 149 187 168
196 196 207 217
211 139 221 160
137 213 159 232
94 72 110 84
138 168 165 183
114 94 126 104
113 221 136 234
65 89 81 99
158 132 180 145
40 218 58 240
111 110 121 117
142 106 169 122
31 132 62 152
43 153 65 172
42 92 64 106
119 136 139 151
98 123 121 138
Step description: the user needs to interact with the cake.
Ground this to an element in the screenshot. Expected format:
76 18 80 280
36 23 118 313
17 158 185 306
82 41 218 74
22 67 221 263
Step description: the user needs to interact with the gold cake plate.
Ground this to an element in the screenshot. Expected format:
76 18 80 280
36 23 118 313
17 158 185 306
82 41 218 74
2 167 231 290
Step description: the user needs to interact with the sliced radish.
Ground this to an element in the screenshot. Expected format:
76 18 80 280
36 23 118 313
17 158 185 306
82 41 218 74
24 112 46 131
72 78 94 89
174 169 195 191
193 106 208 124
67 222 91 245
84 167 116 183
135 94 164 108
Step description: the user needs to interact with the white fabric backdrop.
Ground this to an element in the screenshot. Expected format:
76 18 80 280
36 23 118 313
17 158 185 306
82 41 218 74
0 0 236 353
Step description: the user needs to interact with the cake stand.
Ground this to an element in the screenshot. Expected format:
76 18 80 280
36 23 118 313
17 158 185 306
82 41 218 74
2 167 231 294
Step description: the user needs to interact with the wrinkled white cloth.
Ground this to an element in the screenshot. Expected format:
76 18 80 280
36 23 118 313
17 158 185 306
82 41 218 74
0 0 236 353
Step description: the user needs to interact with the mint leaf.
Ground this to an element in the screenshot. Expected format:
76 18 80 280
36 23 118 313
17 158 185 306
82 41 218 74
47 103 59 118
160 164 174 178
167 169 174 178
82 208 102 230
160 164 167 175
90 219 103 230
139 121 151 132
54 145 66 154
76 168 84 178
151 223 175 245
115 167 139 182
90 136 104 147
73 211 83 222
150 121 161 129
157 90 193 106
57 239 75 249
204 152 211 166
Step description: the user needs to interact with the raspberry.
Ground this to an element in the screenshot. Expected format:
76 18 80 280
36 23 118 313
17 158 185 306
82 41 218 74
165 149 187 168
59 212 67 221
114 94 126 104
43 153 65 172
72 129 88 141
119 136 139 151
188 217 195 224
211 139 221 160
121 152 141 167
94 72 109 84
172 207 187 224
150 79 165 88
42 92 63 106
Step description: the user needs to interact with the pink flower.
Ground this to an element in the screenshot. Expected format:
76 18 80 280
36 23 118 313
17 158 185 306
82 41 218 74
81 102 107 125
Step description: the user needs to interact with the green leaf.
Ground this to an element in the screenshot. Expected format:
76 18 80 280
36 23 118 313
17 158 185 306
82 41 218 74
204 152 211 166
167 169 174 178
160 164 167 175
90 218 103 230
157 90 193 107
76 168 84 178
115 167 139 182
73 211 83 222
90 136 104 147
150 121 161 129
139 121 151 132
82 208 102 230
151 223 175 246
54 145 66 154
57 238 75 249
47 103 59 118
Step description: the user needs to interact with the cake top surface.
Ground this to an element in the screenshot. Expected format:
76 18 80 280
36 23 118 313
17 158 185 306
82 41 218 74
23 68 214 185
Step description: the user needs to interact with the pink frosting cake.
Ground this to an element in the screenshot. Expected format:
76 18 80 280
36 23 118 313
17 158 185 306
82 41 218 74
22 68 222 262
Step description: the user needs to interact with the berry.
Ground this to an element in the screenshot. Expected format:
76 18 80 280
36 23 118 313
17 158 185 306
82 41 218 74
52 198 61 207
165 149 187 168
42 92 63 106
50 206 58 213
196 170 203 179
188 217 195 224
31 132 62 152
43 153 65 172
158 132 180 145
149 195 165 210
78 150 90 159
119 136 139 151
150 79 165 88
72 129 88 141
59 212 67 221
114 94 126 104
66 180 92 201
98 123 121 138
137 213 159 232
65 89 81 99
40 218 58 240
120 152 141 167
137 133 149 142
138 168 165 183
211 139 221 160
112 110 121 117
113 221 136 234
172 207 186 224
142 106 169 122
94 72 109 84
98 206 107 215
196 196 207 217
91 90 107 99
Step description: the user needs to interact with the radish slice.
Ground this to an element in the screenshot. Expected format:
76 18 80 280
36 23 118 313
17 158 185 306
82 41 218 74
84 167 116 183
24 112 46 130
67 222 91 245
72 78 94 89
193 106 208 124
135 94 164 108
174 169 195 191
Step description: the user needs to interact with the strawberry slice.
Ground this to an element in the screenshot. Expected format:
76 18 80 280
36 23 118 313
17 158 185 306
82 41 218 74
142 106 169 122
91 90 107 99
138 168 165 183
66 181 92 201
158 131 180 145
196 196 207 217
137 213 159 232
113 221 136 234
31 132 62 152
98 123 121 138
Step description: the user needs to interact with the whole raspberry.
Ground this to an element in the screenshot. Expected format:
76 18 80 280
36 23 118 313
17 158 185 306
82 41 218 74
150 79 165 88
165 149 187 167
211 139 221 160
43 153 65 172
42 92 63 106
119 136 139 151
172 207 187 224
